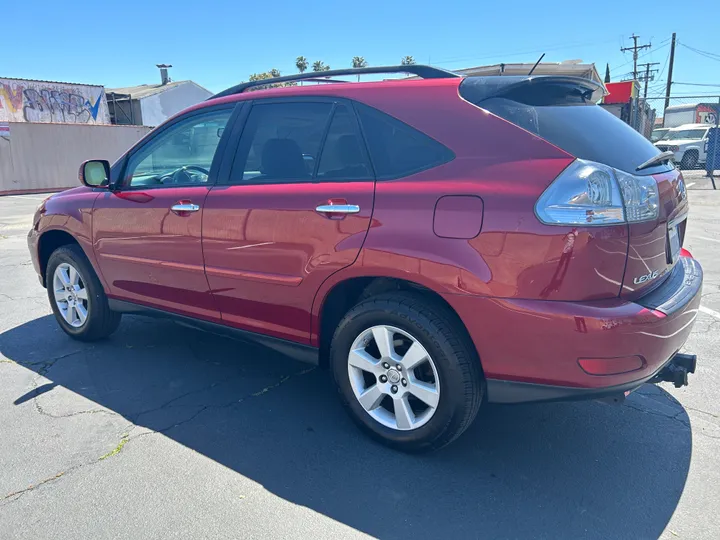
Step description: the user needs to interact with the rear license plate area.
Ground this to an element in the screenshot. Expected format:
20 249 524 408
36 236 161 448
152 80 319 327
667 219 684 264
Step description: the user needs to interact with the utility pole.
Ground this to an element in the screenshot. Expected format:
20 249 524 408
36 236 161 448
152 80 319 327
639 62 660 98
664 33 677 114
621 34 652 80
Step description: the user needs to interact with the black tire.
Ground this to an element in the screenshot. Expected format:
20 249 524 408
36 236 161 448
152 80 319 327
46 244 121 341
330 291 484 452
680 151 698 170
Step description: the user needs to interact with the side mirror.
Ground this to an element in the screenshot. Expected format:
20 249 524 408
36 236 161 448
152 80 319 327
79 160 111 188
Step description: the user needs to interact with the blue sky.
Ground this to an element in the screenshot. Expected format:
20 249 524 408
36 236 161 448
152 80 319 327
3 0 719 98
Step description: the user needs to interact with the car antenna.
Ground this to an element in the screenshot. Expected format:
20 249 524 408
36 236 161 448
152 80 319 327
528 53 545 76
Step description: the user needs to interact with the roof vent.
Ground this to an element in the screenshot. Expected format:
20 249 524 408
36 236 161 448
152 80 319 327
156 64 173 85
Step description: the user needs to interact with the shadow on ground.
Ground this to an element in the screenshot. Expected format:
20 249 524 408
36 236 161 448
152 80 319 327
1 314 692 539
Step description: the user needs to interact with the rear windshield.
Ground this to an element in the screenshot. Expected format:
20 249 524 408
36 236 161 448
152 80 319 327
461 79 673 176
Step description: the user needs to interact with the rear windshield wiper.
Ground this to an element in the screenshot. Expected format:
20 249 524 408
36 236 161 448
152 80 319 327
636 150 675 172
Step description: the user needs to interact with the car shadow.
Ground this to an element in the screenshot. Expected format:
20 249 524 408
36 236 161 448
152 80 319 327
1 314 692 539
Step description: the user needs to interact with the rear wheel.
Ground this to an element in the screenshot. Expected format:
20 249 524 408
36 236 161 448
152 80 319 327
680 151 698 170
330 292 483 452
46 245 121 341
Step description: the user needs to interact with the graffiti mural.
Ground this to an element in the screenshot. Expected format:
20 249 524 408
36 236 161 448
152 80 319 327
0 79 110 124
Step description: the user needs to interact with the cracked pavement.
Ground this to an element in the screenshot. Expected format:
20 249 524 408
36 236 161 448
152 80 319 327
1 178 720 540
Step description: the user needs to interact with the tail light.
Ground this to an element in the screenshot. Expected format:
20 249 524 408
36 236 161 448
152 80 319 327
535 159 659 226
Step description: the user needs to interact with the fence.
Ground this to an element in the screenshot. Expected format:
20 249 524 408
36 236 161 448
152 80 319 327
0 122 151 195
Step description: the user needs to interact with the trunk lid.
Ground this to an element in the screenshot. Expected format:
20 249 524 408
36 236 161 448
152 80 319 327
621 169 688 299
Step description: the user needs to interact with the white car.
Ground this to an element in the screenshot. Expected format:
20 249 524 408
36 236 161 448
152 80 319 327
654 123 712 169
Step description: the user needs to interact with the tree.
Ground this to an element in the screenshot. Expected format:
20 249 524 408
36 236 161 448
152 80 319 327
247 69 294 90
296 56 308 74
401 56 416 66
604 63 611 84
352 56 368 81
312 60 328 72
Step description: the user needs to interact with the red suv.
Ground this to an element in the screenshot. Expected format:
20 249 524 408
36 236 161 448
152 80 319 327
28 66 702 452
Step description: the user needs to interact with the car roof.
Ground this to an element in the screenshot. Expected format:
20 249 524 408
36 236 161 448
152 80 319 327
184 77 464 113
669 123 712 130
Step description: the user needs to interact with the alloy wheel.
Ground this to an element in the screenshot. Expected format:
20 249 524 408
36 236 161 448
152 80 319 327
347 325 440 431
53 263 89 328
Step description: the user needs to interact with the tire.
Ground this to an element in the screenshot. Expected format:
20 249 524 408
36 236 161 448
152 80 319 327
46 244 121 341
680 151 698 170
330 291 484 452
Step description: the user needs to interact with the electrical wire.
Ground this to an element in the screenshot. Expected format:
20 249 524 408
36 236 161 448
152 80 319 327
679 42 720 63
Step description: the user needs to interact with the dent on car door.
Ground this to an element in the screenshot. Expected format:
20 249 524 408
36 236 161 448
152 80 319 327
93 106 236 320
202 100 376 342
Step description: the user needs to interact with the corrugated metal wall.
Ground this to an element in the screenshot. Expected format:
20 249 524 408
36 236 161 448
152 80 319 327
0 122 151 194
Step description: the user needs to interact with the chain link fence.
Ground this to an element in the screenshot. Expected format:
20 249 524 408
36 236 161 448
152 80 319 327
639 96 720 180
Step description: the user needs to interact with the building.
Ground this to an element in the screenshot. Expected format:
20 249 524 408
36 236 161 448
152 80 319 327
1 77 110 124
106 66 212 127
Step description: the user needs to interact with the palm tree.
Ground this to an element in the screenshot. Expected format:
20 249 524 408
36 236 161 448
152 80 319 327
296 56 308 85
401 55 416 66
296 56 308 74
312 60 327 72
352 56 368 81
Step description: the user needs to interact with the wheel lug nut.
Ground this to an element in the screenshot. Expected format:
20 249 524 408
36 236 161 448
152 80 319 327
379 375 387 383
401 378 407 386
396 364 402 371
391 385 398 394
382 362 390 369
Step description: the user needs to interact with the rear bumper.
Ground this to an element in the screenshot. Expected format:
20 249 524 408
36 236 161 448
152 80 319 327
443 255 703 403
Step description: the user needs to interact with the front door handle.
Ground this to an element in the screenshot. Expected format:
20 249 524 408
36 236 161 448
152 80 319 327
171 202 200 216
315 204 360 215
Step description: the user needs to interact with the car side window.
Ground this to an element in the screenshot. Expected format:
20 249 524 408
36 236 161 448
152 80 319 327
229 102 333 183
316 105 373 180
355 102 454 180
125 108 232 189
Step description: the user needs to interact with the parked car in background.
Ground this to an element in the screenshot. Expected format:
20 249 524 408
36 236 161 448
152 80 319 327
654 123 712 169
28 66 702 452
651 127 670 142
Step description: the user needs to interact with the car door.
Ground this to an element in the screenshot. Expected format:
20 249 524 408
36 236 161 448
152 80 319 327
93 104 237 321
202 98 375 342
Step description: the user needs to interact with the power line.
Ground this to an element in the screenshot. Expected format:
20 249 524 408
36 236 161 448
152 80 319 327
673 82 720 87
679 42 720 59
679 42 720 63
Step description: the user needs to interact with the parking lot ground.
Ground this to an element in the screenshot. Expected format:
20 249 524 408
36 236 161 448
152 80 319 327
1 179 720 540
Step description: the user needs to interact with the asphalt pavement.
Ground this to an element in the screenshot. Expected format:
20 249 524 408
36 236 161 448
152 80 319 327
1 173 719 539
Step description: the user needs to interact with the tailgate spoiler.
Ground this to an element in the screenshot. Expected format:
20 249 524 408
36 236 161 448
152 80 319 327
459 76 606 105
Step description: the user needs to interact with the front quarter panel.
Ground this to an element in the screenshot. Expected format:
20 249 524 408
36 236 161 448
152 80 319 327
34 186 103 285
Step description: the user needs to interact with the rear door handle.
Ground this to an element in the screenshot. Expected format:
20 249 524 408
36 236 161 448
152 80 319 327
171 202 200 215
315 204 360 215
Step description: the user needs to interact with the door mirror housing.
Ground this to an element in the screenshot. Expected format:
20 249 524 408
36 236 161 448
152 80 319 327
79 160 111 188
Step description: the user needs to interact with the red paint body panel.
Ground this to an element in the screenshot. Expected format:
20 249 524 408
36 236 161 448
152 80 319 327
92 187 220 321
28 186 103 286
444 270 700 388
202 181 374 342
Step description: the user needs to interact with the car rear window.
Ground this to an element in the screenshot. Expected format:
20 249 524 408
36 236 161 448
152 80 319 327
460 77 673 176
355 103 454 179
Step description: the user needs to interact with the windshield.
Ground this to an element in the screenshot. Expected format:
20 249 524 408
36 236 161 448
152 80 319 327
664 129 707 141
651 129 669 142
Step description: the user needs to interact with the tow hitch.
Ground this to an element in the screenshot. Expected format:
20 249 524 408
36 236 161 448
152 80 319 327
651 353 697 388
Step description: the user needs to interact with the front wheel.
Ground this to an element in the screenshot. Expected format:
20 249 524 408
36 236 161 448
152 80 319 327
330 292 484 452
680 151 698 170
46 244 121 341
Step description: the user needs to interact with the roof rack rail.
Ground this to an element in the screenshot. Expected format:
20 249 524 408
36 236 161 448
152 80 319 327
209 65 461 99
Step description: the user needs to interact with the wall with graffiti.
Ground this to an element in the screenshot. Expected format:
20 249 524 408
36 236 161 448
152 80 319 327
0 78 110 124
